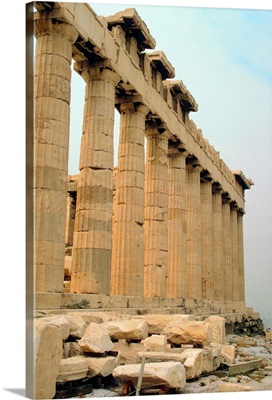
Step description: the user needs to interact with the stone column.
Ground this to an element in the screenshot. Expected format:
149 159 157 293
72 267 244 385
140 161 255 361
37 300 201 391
34 16 78 292
144 128 169 297
237 209 245 304
213 185 224 302
230 202 239 303
222 195 232 303
111 102 149 296
70 63 119 294
200 177 214 300
167 148 188 299
186 163 203 300
65 193 76 251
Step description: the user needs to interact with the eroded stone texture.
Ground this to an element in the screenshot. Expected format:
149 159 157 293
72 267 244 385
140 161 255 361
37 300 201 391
213 185 224 301
111 103 149 296
167 149 188 298
113 361 186 389
56 356 89 382
70 65 119 295
186 164 203 300
34 319 63 399
204 315 226 344
78 322 114 353
162 320 212 346
85 355 118 378
144 129 169 297
103 318 149 340
132 314 195 334
182 349 204 379
142 334 167 352
222 195 232 302
200 178 214 300
34 16 78 293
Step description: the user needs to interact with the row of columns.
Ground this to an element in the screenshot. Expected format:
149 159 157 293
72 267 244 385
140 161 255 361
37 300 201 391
34 17 245 305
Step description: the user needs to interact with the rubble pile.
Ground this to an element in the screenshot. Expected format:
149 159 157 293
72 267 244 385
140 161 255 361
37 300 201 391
34 312 272 398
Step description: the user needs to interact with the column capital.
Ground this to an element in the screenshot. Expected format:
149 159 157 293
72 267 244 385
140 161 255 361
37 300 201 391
186 163 203 174
230 201 239 211
145 126 170 140
200 170 214 184
222 192 232 204
212 182 223 195
119 102 149 116
238 208 245 216
168 147 189 159
74 61 120 85
34 15 78 42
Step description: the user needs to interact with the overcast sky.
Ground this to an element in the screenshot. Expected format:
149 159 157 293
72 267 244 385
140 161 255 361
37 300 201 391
68 0 272 326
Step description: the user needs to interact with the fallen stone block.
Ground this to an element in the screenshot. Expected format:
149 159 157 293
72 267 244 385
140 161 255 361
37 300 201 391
66 315 87 339
34 319 63 399
221 344 236 365
103 319 148 341
204 315 226 344
63 342 84 359
85 356 118 378
113 361 186 389
138 349 203 380
218 383 253 392
137 351 187 364
162 320 212 346
66 311 104 325
182 349 204 379
78 322 114 354
141 335 167 352
41 315 70 340
56 356 89 383
113 340 144 364
202 347 221 373
132 314 194 334
210 343 235 366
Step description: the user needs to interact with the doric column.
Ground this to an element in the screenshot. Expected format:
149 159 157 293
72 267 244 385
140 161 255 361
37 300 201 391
186 162 203 300
167 148 188 299
230 202 239 303
212 184 224 302
65 193 76 251
200 176 214 300
237 209 245 304
222 194 233 303
111 102 149 296
144 128 169 297
70 63 119 294
34 16 78 292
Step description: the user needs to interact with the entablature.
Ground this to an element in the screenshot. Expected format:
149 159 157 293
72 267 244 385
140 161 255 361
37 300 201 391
106 8 156 51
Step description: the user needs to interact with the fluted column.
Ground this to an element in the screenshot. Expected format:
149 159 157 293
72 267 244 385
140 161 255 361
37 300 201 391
144 129 169 297
230 202 239 303
111 102 149 296
186 163 203 300
213 185 224 301
222 195 232 303
237 209 245 304
167 148 188 298
70 63 119 294
34 16 78 292
200 177 214 300
65 193 76 250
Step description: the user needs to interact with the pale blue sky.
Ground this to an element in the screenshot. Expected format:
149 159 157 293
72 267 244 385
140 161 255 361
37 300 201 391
69 1 272 325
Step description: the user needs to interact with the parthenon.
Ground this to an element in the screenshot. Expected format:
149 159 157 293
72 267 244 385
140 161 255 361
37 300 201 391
34 2 255 315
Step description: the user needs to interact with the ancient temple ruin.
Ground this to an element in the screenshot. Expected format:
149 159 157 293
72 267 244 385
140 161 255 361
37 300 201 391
34 2 256 318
